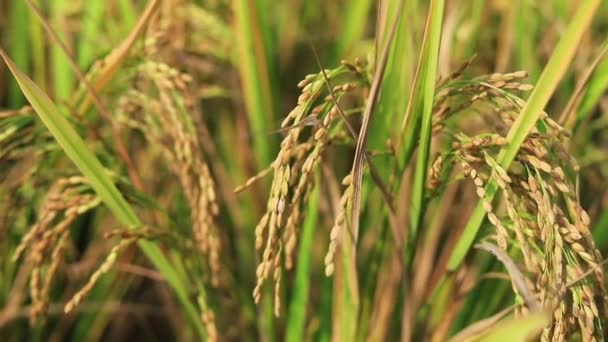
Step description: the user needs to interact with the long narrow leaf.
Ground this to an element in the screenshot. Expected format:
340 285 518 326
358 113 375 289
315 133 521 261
408 0 445 253
475 311 549 342
8 0 29 107
575 45 608 130
286 185 320 342
233 0 277 166
51 0 73 100
331 0 374 62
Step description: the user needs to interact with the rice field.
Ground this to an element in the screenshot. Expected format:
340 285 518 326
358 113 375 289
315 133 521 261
1 0 608 340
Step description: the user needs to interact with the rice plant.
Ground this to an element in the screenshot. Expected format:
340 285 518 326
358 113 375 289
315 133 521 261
1 0 608 341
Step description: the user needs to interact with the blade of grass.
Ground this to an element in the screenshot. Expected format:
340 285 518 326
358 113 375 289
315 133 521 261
465 0 484 56
447 0 602 271
118 0 137 29
408 0 445 256
495 0 518 72
574 43 608 131
253 0 275 69
350 0 404 245
515 1 541 81
50 0 73 100
331 0 374 62
232 2 280 331
333 237 359 342
475 311 549 342
335 3 404 340
592 212 608 250
399 0 447 325
371 0 414 159
449 306 530 342
317 275 333 342
559 38 608 127
1 51 135 224
8 0 29 107
0 49 206 339
396 0 437 170
29 0 47 89
233 0 277 167
357 211 391 340
78 0 105 68
286 183 320 342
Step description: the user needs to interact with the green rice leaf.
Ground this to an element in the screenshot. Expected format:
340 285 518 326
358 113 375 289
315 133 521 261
286 184 320 341
475 311 549 342
408 0 445 253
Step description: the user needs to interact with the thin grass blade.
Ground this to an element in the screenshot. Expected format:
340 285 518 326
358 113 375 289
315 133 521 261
474 311 549 342
286 185 320 342
408 0 445 253
233 0 277 166
331 0 374 61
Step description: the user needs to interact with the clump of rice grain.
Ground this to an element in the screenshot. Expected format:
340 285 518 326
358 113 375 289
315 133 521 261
429 69 607 340
243 63 366 315
12 177 101 322
116 59 222 287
